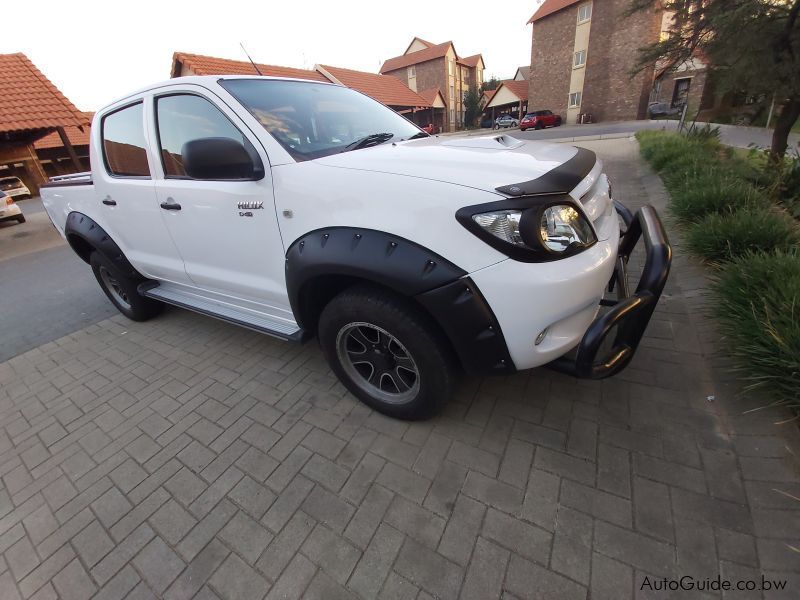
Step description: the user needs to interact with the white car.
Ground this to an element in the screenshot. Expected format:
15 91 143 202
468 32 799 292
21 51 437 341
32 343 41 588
0 190 25 225
41 75 671 420
0 176 32 199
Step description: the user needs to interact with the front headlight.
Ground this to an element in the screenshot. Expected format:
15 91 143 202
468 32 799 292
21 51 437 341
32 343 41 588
472 211 524 246
539 205 596 252
460 200 597 262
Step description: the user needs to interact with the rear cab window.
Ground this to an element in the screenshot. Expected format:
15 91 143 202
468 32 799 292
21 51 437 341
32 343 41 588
101 102 150 178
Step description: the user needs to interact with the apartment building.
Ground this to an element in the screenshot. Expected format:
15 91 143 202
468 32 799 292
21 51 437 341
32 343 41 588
526 0 711 123
380 38 485 131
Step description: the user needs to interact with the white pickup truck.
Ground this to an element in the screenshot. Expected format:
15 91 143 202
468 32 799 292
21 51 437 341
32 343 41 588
41 75 671 419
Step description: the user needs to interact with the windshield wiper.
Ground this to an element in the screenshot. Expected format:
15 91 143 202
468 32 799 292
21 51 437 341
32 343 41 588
342 132 394 152
407 132 430 140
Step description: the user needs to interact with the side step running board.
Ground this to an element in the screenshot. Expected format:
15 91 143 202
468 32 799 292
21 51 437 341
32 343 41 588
139 282 306 342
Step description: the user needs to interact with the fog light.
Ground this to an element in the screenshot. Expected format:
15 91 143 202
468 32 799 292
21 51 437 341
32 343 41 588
535 328 548 346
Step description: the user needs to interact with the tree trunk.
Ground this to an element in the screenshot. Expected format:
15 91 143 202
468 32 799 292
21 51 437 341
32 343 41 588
770 96 800 160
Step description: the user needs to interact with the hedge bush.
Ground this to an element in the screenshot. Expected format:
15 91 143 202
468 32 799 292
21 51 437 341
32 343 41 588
712 251 800 410
668 172 766 223
685 207 800 262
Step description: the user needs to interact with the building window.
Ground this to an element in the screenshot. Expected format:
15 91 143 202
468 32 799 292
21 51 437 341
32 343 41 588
407 65 416 79
569 91 582 107
450 109 455 123
577 2 592 23
477 69 483 84
450 85 455 100
574 50 587 68
448 58 454 76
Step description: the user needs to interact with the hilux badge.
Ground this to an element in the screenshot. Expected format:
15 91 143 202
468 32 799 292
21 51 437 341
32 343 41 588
237 201 264 210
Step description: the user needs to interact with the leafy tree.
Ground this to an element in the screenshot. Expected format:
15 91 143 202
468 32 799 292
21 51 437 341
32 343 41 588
481 76 499 92
464 86 481 128
630 0 800 159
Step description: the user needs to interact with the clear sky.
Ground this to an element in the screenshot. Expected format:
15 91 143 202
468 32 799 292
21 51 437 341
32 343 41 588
3 0 543 111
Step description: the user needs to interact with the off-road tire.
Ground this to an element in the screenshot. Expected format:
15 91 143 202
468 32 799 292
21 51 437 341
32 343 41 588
90 251 162 321
318 285 455 420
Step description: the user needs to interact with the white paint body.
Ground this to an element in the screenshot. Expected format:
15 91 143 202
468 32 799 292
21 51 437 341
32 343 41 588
41 76 619 371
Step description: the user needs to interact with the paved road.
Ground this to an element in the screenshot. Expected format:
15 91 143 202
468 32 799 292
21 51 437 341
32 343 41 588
1 138 797 600
467 119 799 150
0 197 116 362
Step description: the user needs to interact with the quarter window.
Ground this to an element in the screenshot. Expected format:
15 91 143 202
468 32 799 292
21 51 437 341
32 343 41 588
155 94 251 179
569 91 583 107
577 3 592 23
102 102 150 177
574 50 587 68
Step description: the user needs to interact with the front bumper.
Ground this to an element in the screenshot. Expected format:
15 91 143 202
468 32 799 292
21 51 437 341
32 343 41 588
550 202 672 378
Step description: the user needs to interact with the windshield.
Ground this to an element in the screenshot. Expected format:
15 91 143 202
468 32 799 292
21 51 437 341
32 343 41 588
220 79 424 161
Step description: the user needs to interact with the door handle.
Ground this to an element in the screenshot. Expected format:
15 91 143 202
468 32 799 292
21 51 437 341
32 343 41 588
102 196 116 206
160 199 181 211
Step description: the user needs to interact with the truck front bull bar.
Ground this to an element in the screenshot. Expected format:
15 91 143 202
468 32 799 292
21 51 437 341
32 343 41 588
550 203 672 379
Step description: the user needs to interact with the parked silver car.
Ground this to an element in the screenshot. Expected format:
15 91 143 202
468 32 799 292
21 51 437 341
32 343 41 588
493 115 518 130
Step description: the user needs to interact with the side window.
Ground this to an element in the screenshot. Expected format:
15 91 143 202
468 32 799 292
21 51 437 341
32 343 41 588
102 102 150 177
155 94 250 179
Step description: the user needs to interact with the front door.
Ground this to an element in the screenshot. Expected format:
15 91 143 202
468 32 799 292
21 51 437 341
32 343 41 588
150 90 291 319
93 100 189 284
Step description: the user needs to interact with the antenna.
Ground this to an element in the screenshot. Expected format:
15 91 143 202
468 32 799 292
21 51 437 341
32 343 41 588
240 43 263 76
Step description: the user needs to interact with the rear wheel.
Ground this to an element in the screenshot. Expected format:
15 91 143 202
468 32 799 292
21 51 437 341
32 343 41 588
318 285 455 420
90 252 161 321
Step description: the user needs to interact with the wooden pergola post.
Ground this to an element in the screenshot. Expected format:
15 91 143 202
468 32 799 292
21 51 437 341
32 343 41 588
56 126 83 171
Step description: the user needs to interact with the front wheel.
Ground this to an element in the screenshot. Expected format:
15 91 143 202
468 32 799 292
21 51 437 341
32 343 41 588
318 285 455 420
535 123 543 130
520 128 527 132
90 252 162 322
16 215 25 224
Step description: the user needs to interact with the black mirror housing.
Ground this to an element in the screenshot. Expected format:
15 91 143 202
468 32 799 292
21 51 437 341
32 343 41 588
182 137 265 181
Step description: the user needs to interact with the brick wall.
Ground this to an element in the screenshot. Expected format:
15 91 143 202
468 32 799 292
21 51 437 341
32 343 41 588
581 0 661 121
659 68 714 114
528 6 576 115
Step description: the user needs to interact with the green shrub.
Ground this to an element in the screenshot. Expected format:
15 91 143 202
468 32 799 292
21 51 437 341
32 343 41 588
712 251 800 409
668 170 765 223
686 207 800 262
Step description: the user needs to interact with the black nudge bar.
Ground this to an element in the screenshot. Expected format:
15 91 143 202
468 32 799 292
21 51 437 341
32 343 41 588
550 202 672 379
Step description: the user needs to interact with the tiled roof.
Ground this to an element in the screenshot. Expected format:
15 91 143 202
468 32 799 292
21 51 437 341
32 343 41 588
482 89 497 103
0 53 88 134
380 41 454 74
487 80 529 106
316 65 430 108
417 88 444 106
459 54 484 68
404 37 436 53
528 0 581 22
34 112 93 149
171 52 329 82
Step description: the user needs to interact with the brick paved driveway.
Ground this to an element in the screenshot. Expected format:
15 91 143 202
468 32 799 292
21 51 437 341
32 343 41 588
1 139 798 599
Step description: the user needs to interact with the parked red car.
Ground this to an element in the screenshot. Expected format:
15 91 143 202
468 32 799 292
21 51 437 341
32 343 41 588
520 110 562 131
421 123 438 134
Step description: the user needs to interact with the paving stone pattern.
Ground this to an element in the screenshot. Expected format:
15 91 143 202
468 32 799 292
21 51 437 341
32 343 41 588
1 139 798 599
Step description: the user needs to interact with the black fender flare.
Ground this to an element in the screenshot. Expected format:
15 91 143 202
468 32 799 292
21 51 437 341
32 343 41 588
285 227 514 374
64 212 141 278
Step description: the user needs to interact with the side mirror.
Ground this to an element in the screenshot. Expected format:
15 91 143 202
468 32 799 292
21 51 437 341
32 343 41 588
182 137 264 181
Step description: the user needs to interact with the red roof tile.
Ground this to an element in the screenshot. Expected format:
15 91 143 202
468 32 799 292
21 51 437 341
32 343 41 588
482 89 497 103
528 0 581 23
459 54 484 68
171 52 329 82
488 80 529 105
0 53 88 134
417 88 444 106
34 112 93 149
316 65 430 108
380 41 455 74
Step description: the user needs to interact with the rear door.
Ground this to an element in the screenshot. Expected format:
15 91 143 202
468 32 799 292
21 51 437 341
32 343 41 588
92 100 190 283
149 87 291 316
